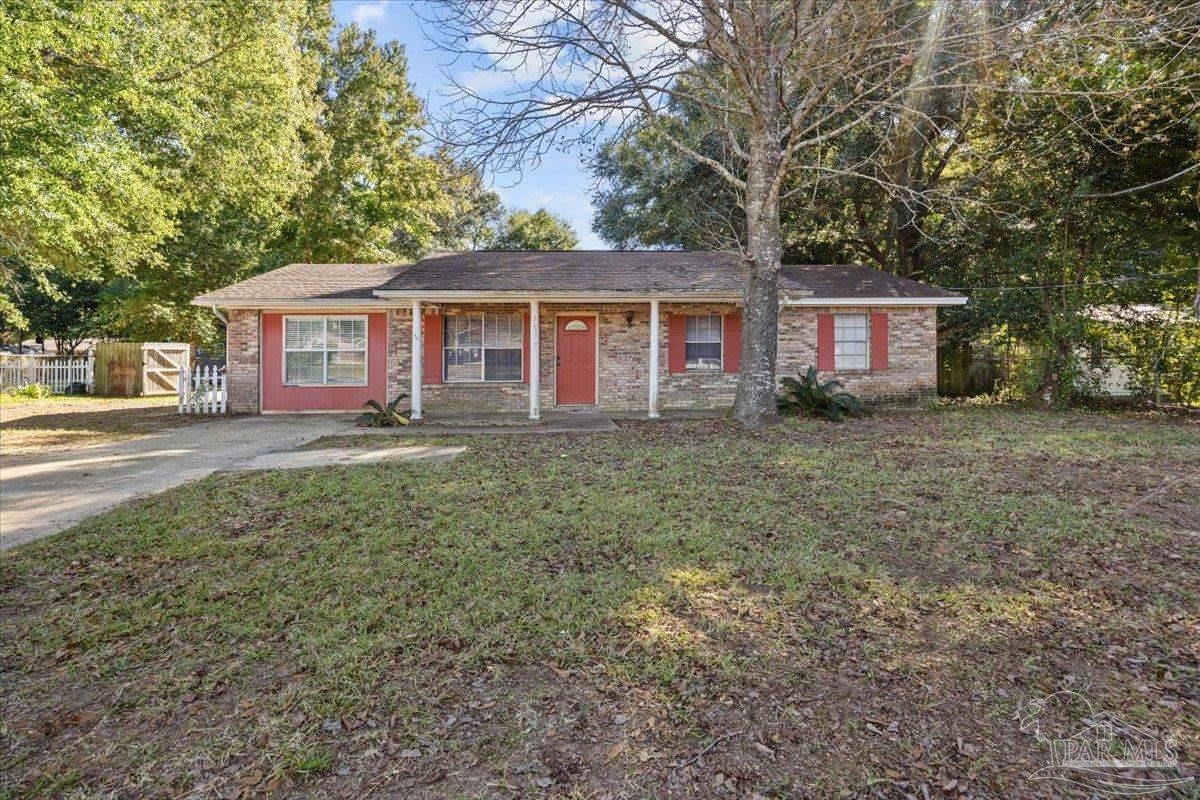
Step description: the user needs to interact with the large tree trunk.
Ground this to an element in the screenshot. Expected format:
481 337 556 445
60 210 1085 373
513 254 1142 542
1039 337 1075 408
891 200 923 278
732 138 783 426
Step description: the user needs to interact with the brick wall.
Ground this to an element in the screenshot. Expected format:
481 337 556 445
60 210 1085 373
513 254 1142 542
658 302 739 410
777 306 938 403
225 302 939 414
225 309 259 413
386 308 411 403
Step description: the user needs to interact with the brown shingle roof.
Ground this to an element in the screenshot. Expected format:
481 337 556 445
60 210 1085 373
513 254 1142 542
377 250 756 293
192 262 406 305
192 251 964 305
781 264 962 299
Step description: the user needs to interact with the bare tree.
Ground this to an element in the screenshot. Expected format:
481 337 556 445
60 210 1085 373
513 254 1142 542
426 0 1199 424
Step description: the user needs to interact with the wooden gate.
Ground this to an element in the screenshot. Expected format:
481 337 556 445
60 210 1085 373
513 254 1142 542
142 344 189 394
94 342 191 396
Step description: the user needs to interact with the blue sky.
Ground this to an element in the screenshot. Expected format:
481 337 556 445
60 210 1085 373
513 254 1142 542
333 0 608 249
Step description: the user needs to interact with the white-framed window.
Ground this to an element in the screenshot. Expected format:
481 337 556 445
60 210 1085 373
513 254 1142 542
283 316 368 385
834 314 869 370
444 313 523 382
685 314 723 370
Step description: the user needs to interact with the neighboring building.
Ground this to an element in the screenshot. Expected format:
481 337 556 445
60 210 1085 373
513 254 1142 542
1082 304 1199 399
191 251 966 417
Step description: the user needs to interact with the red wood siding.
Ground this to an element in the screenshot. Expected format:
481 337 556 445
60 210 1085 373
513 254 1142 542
667 313 687 374
816 313 836 371
722 313 741 373
261 312 386 412
870 312 889 371
423 314 443 384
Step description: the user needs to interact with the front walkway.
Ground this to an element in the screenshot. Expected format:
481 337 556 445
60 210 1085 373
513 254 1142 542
0 414 355 549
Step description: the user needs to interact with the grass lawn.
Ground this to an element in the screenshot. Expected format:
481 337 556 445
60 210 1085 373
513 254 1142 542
0 395 207 454
1 407 1196 799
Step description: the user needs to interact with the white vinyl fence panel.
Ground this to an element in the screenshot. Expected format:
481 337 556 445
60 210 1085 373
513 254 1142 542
0 354 94 393
178 364 226 414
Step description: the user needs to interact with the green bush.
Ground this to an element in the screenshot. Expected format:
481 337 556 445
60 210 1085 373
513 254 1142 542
358 394 413 427
1 383 55 400
776 366 866 422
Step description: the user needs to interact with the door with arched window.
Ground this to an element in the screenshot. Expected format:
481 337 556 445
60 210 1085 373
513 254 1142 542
555 315 596 405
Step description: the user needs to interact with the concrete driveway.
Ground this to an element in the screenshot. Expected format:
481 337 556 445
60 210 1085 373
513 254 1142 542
1 415 355 550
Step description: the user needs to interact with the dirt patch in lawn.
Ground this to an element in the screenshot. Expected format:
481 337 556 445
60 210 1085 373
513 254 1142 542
1 407 1196 799
0 396 211 453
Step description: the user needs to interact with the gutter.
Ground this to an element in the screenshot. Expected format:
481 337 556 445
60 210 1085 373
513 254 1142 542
782 296 967 307
210 305 229 325
190 292 967 309
370 290 755 303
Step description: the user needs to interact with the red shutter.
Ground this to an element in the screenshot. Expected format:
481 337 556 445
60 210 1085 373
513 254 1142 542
668 313 687 374
522 313 531 383
723 313 741 373
816 313 836 372
422 314 442 384
870 312 889 371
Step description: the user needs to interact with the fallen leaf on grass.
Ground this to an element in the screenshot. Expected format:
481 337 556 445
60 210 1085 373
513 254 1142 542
235 770 263 786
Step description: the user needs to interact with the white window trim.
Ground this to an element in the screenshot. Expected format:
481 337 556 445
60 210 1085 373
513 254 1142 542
282 315 369 387
833 313 870 372
442 313 525 384
684 313 723 371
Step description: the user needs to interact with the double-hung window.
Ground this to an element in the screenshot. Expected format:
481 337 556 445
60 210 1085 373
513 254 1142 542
834 314 869 370
685 314 723 370
444 314 523 382
283 316 367 385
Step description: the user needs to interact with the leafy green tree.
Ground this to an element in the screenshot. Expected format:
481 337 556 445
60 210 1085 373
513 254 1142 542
588 14 1199 407
0 0 325 281
591 118 738 251
283 23 450 263
927 31 1199 405
2 0 331 346
492 209 578 251
5 263 108 353
421 160 504 251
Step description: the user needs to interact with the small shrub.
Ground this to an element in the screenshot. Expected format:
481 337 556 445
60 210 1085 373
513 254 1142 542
1 383 55 400
358 394 413 427
776 366 866 422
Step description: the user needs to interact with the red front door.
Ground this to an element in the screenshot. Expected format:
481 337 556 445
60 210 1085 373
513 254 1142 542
556 315 596 405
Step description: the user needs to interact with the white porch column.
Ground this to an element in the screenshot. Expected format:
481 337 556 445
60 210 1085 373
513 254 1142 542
410 300 423 421
648 299 661 418
529 300 541 420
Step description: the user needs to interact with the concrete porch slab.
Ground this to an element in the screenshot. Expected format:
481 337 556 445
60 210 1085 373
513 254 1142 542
227 444 467 471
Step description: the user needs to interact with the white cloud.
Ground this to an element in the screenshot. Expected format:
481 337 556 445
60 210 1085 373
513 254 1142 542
349 1 389 26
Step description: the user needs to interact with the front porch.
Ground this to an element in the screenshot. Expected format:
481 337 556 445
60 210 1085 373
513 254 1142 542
402 300 742 421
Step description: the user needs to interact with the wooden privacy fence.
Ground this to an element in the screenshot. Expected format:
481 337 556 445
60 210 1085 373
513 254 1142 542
94 341 190 396
178 364 227 414
0 354 94 393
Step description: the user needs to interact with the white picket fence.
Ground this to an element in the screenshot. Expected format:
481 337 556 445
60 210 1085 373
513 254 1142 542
0 354 94 393
178 364 227 414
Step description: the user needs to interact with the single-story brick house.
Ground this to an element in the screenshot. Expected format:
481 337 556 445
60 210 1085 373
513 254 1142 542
192 251 966 417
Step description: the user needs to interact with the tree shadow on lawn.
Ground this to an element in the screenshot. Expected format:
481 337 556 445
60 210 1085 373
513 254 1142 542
0 401 208 452
0 412 1196 798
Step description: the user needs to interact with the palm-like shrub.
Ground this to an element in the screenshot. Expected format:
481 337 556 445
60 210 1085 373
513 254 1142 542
358 394 413 426
776 366 866 422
